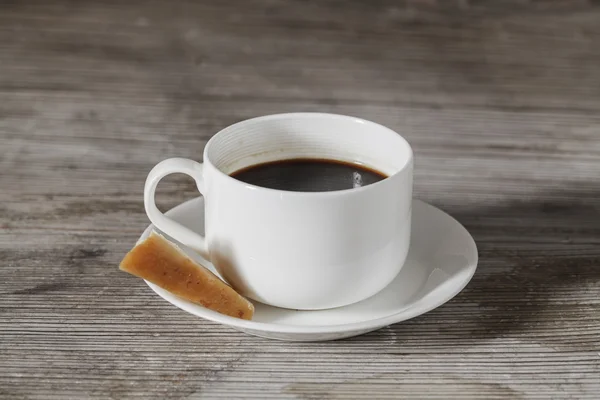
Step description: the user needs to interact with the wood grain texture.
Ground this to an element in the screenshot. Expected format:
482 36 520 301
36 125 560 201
1 0 600 398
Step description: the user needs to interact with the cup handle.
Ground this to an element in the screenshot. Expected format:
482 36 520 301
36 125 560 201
143 157 209 258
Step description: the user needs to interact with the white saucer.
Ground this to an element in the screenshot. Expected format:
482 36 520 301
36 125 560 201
140 198 478 341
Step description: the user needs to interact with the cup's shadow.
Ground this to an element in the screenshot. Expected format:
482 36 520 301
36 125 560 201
342 186 600 346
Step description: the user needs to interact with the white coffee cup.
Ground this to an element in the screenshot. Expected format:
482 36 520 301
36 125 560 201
144 113 413 310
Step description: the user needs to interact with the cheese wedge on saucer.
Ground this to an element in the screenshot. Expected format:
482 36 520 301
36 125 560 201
120 232 254 320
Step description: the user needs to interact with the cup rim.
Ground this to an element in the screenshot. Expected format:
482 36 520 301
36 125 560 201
203 112 413 197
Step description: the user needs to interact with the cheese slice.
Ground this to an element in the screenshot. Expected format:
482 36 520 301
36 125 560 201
120 231 254 320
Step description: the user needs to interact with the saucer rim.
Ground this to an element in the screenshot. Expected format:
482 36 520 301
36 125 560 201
143 198 478 334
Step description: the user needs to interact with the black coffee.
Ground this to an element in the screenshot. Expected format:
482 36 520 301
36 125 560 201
230 158 387 192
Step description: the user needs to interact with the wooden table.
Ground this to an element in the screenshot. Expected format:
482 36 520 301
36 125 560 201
2 1 599 398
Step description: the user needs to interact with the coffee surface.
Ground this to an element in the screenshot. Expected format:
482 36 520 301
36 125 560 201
230 158 387 192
